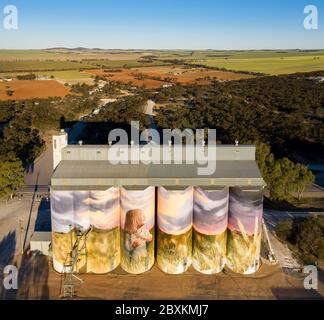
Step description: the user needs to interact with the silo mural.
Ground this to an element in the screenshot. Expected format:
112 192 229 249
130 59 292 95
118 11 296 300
51 190 78 273
51 188 120 274
120 187 155 274
86 188 120 274
227 187 263 274
157 187 193 274
193 187 228 274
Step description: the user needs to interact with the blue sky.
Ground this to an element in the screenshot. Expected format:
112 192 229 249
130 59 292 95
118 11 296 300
0 0 323 49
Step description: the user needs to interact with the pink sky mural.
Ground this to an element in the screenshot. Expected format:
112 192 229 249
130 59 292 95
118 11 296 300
193 188 228 235
228 188 263 236
157 187 193 235
51 188 120 233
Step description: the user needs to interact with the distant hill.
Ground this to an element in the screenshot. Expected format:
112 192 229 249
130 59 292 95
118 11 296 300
45 47 94 51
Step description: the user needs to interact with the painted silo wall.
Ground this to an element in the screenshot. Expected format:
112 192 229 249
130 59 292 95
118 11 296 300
51 188 120 274
87 188 120 274
51 190 77 273
157 187 193 274
120 187 155 274
193 187 228 274
227 187 263 274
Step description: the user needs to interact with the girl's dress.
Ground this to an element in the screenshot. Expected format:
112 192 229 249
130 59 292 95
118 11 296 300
125 228 151 260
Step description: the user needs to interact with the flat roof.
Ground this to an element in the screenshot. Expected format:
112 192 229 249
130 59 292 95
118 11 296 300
51 160 265 189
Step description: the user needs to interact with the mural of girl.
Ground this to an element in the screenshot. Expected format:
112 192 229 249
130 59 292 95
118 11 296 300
120 187 155 274
124 209 153 260
193 187 229 274
227 187 263 274
157 187 193 274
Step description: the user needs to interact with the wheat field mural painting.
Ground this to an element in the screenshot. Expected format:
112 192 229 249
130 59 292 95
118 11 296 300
193 187 229 274
51 188 121 273
226 187 263 274
157 187 193 274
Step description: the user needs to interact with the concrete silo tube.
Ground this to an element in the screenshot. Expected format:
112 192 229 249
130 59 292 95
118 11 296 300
120 186 155 274
226 187 263 274
157 186 193 274
193 187 228 274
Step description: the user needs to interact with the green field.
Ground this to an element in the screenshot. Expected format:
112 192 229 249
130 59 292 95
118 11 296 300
85 59 170 68
35 70 93 80
0 49 62 60
1 49 324 76
195 55 324 75
152 50 324 75
0 60 94 73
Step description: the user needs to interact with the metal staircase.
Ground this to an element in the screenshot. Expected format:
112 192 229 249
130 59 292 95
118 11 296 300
261 219 277 264
61 227 92 298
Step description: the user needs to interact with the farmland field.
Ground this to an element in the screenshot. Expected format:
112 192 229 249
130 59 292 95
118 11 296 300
35 70 94 84
0 49 150 61
85 59 170 69
0 80 71 100
86 65 253 88
1 49 324 76
153 50 324 75
0 60 94 73
197 55 324 75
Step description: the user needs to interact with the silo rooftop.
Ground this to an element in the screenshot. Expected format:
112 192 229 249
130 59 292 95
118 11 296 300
51 145 265 189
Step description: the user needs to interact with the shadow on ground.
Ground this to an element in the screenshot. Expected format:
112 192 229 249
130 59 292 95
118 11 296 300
0 231 17 299
35 199 51 232
271 287 323 300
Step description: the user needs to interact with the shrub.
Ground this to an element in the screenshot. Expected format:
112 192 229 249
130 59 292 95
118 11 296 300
275 219 293 241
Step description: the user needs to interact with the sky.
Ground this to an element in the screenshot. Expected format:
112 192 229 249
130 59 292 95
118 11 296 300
0 0 323 50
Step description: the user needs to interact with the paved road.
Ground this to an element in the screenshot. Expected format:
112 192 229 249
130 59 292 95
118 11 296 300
263 209 324 270
23 116 89 189
0 199 50 257
24 147 53 187
264 209 324 231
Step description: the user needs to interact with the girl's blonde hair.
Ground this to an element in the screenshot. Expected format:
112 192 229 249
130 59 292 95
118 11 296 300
124 209 144 234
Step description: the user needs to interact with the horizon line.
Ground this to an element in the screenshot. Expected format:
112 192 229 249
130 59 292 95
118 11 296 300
1 47 324 51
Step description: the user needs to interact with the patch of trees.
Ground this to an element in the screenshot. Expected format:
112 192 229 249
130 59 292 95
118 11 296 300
0 159 25 199
186 62 265 76
150 84 187 103
256 143 314 201
71 83 95 96
90 95 149 130
0 101 16 122
103 69 122 73
0 95 99 197
101 82 120 96
16 73 36 80
275 216 324 265
154 73 323 201
0 113 44 164
155 74 323 150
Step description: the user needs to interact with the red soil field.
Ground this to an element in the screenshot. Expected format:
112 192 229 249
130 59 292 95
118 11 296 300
0 80 71 100
86 66 254 88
